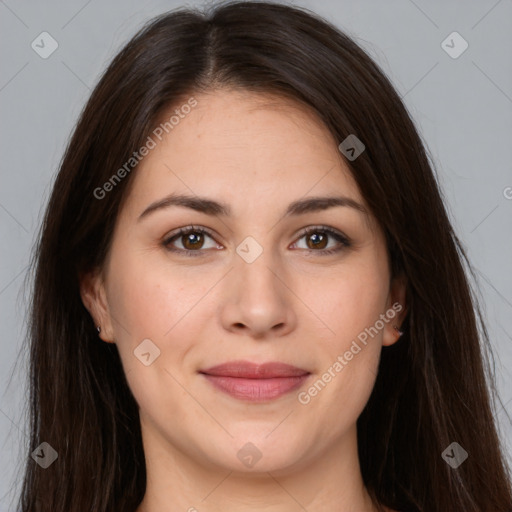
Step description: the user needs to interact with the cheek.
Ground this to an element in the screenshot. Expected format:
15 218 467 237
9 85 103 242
308 259 389 346
106 246 213 340
297 259 388 418
104 251 212 418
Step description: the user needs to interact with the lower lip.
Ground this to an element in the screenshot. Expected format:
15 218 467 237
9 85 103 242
202 374 310 402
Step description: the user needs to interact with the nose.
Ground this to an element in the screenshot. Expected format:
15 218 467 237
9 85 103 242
219 247 297 339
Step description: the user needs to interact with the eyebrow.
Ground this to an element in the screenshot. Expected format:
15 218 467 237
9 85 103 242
137 193 368 221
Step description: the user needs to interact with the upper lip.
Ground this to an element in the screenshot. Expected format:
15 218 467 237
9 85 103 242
200 360 310 379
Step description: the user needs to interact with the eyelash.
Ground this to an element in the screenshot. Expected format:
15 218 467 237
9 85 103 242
162 224 351 257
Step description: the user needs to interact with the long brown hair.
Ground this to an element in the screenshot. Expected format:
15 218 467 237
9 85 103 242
15 1 512 511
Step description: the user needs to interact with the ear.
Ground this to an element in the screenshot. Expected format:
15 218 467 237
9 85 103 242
382 272 407 347
79 268 115 343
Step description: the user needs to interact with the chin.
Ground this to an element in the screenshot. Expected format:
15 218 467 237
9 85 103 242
206 434 310 475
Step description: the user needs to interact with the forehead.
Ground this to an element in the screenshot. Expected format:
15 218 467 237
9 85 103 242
123 89 372 226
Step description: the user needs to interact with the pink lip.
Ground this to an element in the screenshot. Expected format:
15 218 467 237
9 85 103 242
200 361 311 402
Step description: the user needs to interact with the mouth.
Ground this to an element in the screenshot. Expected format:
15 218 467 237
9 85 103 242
199 361 311 402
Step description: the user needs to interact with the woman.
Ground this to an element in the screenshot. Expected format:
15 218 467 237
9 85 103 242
17 1 512 511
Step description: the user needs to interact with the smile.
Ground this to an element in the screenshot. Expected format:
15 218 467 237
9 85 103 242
199 361 311 402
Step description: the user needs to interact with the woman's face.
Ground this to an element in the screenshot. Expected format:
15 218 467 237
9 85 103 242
82 89 406 475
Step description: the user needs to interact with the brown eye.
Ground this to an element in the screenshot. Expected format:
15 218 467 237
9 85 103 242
163 226 220 255
292 226 351 255
305 231 328 250
181 231 204 250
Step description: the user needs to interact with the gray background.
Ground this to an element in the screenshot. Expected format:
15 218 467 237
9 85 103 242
1 0 511 508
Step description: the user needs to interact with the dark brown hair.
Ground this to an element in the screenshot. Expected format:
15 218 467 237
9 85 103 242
15 1 511 511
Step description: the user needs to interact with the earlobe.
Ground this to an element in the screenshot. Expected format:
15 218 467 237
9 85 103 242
79 269 115 343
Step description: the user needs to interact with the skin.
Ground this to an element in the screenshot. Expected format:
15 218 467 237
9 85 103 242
81 88 406 512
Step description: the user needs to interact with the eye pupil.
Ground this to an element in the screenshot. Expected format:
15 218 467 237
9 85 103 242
307 232 328 250
183 232 204 250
